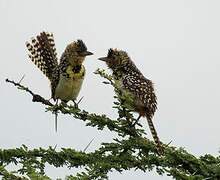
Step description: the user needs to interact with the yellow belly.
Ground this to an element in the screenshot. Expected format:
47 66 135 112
54 74 84 101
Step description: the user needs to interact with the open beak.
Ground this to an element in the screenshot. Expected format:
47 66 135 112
98 57 109 62
81 51 93 56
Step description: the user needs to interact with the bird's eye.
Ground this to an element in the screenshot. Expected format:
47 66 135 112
77 50 83 55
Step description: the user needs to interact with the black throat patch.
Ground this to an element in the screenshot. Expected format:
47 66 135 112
72 65 82 73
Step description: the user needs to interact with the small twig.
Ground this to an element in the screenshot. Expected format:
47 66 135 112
6 78 54 106
83 138 95 152
166 140 172 146
77 96 84 105
18 74 25 84
53 144 57 150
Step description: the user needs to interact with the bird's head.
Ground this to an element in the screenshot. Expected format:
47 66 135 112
65 39 93 66
98 49 130 72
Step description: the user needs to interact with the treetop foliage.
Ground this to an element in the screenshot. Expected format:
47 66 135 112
2 69 220 180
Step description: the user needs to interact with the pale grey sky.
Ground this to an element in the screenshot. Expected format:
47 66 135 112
1 0 220 179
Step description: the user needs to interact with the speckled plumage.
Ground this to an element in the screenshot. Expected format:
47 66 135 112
26 31 93 131
98 49 162 154
26 32 92 102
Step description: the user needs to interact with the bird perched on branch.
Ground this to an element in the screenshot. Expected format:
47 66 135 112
98 49 163 154
25 31 93 131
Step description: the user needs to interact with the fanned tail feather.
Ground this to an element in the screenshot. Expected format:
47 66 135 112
26 31 58 81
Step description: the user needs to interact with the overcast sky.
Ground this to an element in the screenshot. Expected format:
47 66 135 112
1 0 220 180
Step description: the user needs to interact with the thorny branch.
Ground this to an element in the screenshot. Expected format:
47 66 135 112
5 78 140 138
5 78 53 106
4 70 220 180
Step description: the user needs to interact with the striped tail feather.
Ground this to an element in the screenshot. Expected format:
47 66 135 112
46 32 58 60
146 117 163 155
26 31 58 81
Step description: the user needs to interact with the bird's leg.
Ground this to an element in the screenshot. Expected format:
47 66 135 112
72 96 84 109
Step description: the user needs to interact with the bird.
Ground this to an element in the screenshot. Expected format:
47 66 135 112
98 49 163 155
25 31 93 131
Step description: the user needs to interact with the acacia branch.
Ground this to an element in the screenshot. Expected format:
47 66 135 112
4 70 220 180
5 78 141 138
6 78 53 106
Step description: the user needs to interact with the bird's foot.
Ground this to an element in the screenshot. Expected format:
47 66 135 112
73 96 84 109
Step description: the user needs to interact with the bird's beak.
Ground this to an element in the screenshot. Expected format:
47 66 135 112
98 57 109 62
81 51 93 56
